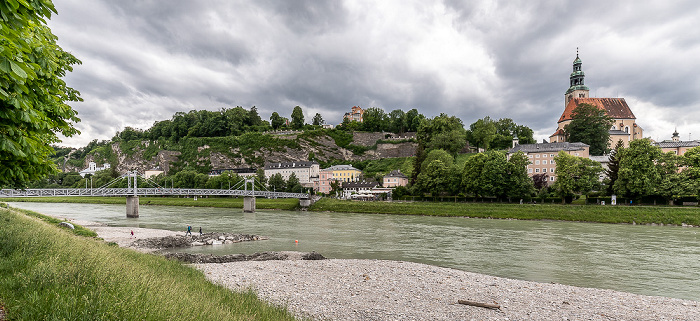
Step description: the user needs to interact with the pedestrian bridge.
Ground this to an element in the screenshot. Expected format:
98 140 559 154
0 172 315 216
0 188 309 199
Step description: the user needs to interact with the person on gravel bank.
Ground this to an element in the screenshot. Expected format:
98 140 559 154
186 225 192 236
199 227 202 236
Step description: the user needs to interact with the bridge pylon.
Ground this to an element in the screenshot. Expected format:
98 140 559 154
126 171 139 218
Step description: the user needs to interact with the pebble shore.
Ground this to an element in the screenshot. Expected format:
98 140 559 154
76 218 700 320
197 259 699 321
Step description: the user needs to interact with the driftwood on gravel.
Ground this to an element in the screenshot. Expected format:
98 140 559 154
458 299 501 310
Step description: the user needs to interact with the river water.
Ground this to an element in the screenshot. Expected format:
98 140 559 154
9 202 700 301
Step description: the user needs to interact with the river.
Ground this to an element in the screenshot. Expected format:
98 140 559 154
9 202 700 301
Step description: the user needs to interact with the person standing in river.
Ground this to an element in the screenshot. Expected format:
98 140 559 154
199 227 202 236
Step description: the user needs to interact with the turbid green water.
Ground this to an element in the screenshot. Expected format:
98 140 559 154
10 202 700 301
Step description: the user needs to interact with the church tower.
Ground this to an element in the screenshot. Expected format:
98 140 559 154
565 50 589 107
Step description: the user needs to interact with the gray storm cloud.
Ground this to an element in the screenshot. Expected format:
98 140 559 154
49 0 700 147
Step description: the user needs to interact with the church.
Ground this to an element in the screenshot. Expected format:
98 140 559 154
549 53 643 148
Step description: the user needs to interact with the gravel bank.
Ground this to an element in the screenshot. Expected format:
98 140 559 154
72 218 700 320
196 260 700 321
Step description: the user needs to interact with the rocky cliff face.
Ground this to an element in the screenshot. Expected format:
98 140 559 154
68 132 417 175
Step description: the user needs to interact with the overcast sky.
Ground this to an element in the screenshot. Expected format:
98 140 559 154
47 0 700 148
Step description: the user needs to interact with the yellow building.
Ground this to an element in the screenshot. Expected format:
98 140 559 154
324 165 362 182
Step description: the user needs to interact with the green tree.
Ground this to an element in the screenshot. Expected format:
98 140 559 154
462 152 489 196
286 172 302 192
405 109 424 132
553 151 604 203
290 106 305 129
605 139 624 195
205 171 243 189
1 1 82 187
255 168 267 187
467 117 497 151
414 159 449 196
312 113 324 126
677 147 700 197
361 107 386 132
656 151 683 201
420 149 454 173
248 106 262 127
388 109 407 134
462 150 533 199
270 112 285 130
613 139 662 200
267 173 286 192
490 118 536 150
417 113 466 155
564 103 614 156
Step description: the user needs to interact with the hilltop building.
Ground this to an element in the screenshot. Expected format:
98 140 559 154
343 106 364 123
79 162 111 177
550 52 643 148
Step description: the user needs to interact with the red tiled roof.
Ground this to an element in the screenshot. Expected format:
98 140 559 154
549 128 565 138
558 98 635 123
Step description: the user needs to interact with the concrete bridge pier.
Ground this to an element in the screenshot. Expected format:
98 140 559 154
243 196 256 213
126 196 139 218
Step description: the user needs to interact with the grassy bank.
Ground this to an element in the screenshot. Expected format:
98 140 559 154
0 196 300 210
309 198 700 226
0 206 298 320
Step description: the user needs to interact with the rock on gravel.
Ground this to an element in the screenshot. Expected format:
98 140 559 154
195 259 700 321
164 251 325 263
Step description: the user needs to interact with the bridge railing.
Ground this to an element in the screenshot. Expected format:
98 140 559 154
0 188 310 199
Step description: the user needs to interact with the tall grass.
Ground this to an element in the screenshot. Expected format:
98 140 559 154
0 207 298 320
309 198 700 226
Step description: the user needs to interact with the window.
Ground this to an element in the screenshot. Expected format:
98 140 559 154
542 168 547 173
543 154 547 158
528 168 533 173
550 154 554 157
536 154 540 158
551 168 555 173
543 160 547 165
535 160 540 165
550 176 555 181
535 168 540 173
575 153 579 156
528 155 532 158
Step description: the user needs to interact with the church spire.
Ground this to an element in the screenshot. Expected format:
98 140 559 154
565 48 590 106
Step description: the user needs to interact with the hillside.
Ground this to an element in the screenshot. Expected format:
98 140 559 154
57 129 418 176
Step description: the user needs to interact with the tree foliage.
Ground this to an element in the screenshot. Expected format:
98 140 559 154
564 103 613 156
462 150 533 199
1 0 82 187
553 151 603 202
270 112 285 130
312 113 324 126
490 118 536 150
466 117 496 150
290 106 305 129
147 107 268 142
613 139 662 199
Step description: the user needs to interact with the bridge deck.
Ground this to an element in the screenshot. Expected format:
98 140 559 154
0 188 309 199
